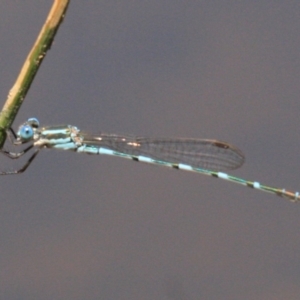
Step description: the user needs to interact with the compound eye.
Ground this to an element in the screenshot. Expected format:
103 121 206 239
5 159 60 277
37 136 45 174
18 125 34 141
27 118 40 128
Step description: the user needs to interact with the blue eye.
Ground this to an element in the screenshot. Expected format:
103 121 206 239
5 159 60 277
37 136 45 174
18 125 34 141
27 118 40 128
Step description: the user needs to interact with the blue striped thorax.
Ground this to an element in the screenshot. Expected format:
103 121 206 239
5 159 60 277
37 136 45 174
35 125 83 150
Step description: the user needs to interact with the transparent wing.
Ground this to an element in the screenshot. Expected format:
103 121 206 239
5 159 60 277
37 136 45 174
80 133 245 171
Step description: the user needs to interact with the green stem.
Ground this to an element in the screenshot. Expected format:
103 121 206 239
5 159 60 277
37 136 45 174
0 0 70 148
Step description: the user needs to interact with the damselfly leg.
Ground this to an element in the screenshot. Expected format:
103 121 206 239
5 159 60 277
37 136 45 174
0 126 39 174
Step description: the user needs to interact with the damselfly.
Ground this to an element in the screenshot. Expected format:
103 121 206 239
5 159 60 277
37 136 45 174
1 117 299 203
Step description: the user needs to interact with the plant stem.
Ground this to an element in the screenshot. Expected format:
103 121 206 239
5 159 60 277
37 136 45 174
0 0 70 148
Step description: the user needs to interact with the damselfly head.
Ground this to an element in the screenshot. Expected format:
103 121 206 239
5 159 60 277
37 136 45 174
16 118 40 142
17 125 34 142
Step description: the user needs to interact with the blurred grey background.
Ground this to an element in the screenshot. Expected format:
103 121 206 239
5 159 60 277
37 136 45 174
0 1 300 299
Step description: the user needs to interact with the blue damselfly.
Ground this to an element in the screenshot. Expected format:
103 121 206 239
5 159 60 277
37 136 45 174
1 117 299 203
